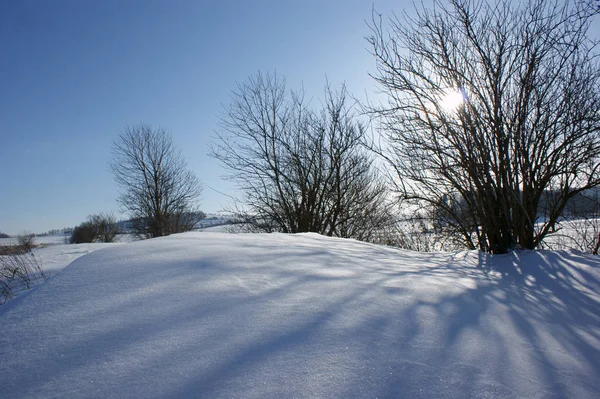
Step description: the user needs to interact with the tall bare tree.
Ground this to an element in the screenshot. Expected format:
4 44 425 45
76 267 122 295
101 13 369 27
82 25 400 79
111 124 203 238
212 72 390 241
368 0 600 253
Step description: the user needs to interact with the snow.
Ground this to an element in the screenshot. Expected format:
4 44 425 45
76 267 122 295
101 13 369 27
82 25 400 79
32 241 125 276
1 234 134 278
1 232 599 398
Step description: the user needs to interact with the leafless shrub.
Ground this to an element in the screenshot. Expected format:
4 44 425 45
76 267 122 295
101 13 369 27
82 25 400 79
88 213 121 243
541 218 600 255
70 222 97 244
70 213 122 243
16 232 36 252
373 210 465 252
0 249 47 304
570 218 600 255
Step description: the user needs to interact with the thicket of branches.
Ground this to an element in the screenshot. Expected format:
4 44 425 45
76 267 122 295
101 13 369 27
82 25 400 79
111 124 203 238
16 232 36 251
368 0 600 253
70 213 121 244
212 72 391 241
0 243 46 304
540 190 600 254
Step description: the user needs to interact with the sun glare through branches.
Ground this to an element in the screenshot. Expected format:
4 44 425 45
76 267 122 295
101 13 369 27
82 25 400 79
439 89 465 113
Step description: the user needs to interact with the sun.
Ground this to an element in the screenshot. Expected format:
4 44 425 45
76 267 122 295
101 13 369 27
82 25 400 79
439 89 465 112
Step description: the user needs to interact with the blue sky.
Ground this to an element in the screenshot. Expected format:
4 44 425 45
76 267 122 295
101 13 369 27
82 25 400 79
1 0 401 234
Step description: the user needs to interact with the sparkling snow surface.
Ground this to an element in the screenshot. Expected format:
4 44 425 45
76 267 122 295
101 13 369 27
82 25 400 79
1 232 599 398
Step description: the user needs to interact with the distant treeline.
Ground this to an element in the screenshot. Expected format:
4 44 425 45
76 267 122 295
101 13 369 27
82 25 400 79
119 211 206 236
543 188 600 218
34 211 208 239
37 228 73 237
434 187 600 235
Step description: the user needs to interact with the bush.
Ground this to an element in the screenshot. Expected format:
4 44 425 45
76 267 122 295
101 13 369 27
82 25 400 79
70 213 121 244
16 232 36 252
1 250 46 304
89 213 120 243
70 222 97 244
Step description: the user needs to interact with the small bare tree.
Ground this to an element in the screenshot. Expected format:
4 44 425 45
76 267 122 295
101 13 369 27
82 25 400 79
111 124 203 238
368 0 600 253
212 72 391 240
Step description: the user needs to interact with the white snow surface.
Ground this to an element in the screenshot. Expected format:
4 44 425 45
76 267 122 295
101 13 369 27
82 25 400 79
32 242 125 276
1 232 599 398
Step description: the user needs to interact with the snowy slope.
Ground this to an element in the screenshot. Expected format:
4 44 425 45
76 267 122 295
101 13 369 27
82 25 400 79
32 241 125 276
1 232 599 398
1 240 124 304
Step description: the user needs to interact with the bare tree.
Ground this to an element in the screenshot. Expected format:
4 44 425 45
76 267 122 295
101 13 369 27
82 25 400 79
368 0 600 253
111 124 203 238
212 72 390 240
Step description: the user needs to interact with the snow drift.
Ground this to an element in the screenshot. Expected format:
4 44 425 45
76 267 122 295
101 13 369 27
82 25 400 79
1 232 599 398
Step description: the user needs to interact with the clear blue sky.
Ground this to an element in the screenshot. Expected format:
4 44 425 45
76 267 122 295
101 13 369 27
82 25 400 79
1 0 401 234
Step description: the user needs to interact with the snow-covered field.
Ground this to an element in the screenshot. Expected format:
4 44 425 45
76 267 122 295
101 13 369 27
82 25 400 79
1 234 131 279
1 232 599 398
0 234 68 247
31 241 125 276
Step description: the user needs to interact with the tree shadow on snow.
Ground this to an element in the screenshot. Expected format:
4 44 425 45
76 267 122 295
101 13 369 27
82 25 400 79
3 238 600 399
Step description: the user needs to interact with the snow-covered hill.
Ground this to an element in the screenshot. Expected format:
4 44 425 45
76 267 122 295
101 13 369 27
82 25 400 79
1 232 599 398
